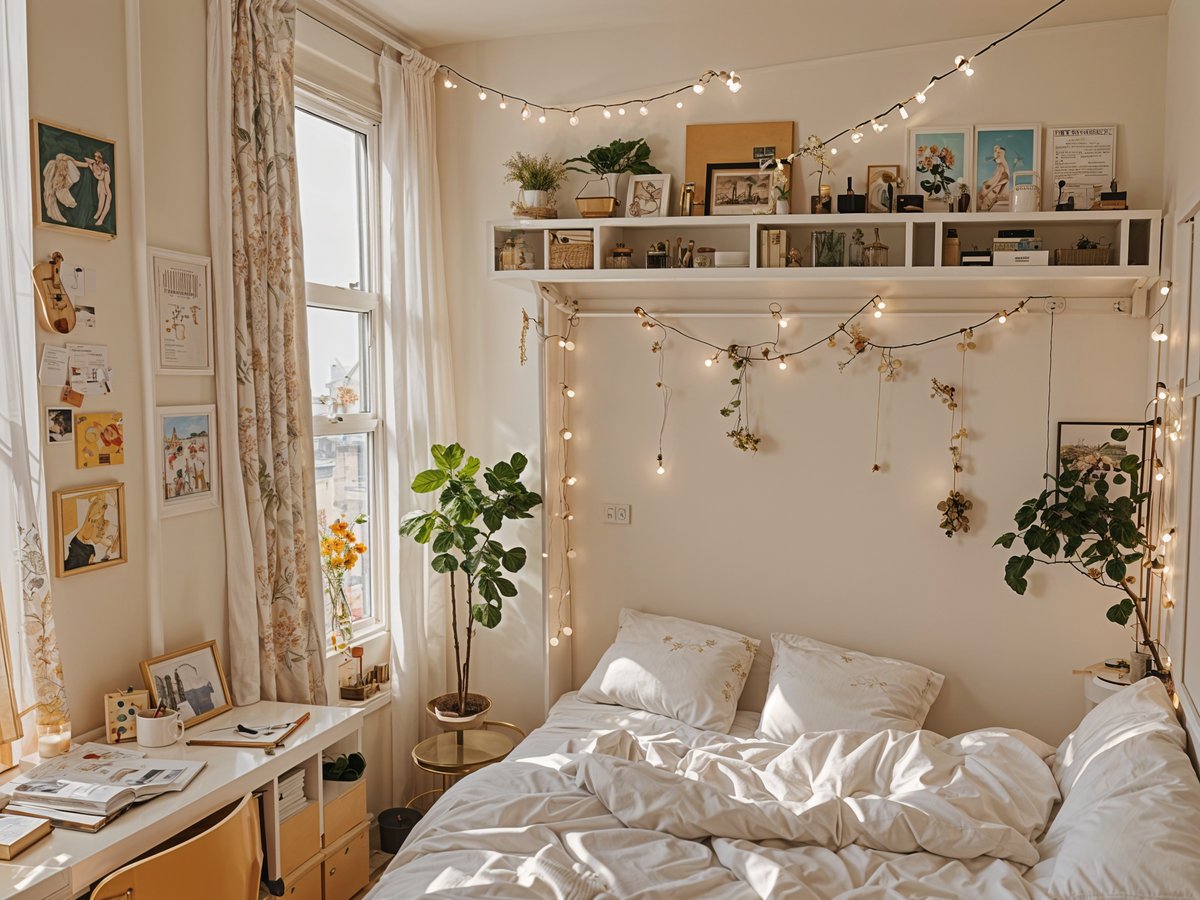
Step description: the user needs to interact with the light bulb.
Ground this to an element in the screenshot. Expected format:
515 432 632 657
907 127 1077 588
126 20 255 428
618 107 626 116
916 91 927 104
563 626 573 636
954 54 965 68
851 129 863 143
1156 471 1165 481
558 339 567 348
520 103 531 120
566 513 574 521
964 61 975 76
656 461 665 475
639 105 649 116
779 317 788 328
704 357 714 367
565 387 576 398
693 82 705 94
442 77 455 89
550 636 560 647
830 147 838 156
1156 428 1163 438
873 309 882 318
876 300 886 309
778 359 788 370
567 549 577 559
569 114 579 126
729 79 742 93
561 428 573 440
602 107 612 119
1161 281 1173 296
676 100 684 109
1158 389 1168 400
477 89 487 101
998 311 1007 323
1170 432 1179 442
498 97 508 109
1153 326 1168 342
871 119 886 133
537 112 547 124
564 340 576 351
563 475 577 486
899 105 909 120
1163 529 1175 543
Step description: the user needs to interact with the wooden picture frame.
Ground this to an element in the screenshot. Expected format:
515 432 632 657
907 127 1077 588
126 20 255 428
149 248 214 375
157 405 219 517
140 640 232 729
704 162 772 216
866 165 901 213
31 119 117 240
625 174 671 217
51 482 127 578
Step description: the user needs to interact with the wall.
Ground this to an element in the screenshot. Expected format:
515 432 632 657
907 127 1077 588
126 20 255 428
433 15 1168 742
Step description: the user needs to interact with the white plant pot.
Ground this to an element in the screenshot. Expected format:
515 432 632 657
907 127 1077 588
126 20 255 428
521 189 549 208
775 199 791 215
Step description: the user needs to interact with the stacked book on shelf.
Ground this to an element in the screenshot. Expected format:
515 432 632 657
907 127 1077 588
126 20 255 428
758 228 790 268
992 229 1047 266
277 768 308 821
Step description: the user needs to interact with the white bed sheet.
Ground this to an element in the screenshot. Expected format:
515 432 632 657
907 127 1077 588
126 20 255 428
370 692 1056 899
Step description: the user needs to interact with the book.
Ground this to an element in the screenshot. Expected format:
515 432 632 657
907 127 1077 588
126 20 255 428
6 751 206 817
993 250 1049 266
4 802 115 833
0 814 51 859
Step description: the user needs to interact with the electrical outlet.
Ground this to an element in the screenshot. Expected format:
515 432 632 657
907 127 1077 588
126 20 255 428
603 503 631 525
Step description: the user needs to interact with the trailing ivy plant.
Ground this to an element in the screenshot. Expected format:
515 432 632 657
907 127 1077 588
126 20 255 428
995 427 1163 672
400 444 543 717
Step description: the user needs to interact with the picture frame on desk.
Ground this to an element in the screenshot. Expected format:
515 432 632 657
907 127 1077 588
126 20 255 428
141 640 232 728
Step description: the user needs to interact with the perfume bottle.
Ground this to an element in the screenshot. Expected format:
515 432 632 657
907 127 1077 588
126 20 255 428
837 177 866 214
943 228 961 267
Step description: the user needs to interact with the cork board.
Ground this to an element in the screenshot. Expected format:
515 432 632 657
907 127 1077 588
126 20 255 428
685 122 795 213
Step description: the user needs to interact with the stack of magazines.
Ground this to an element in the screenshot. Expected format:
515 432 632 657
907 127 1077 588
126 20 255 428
277 768 308 821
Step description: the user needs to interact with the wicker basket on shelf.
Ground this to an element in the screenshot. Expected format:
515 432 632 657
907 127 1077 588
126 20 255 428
1053 246 1112 266
549 237 594 270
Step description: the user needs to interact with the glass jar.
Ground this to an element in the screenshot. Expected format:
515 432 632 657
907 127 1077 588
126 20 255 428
863 228 889 267
848 231 865 267
37 721 72 758
694 247 716 268
609 243 633 269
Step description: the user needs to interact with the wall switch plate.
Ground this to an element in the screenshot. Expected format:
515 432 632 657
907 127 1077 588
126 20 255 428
603 503 631 525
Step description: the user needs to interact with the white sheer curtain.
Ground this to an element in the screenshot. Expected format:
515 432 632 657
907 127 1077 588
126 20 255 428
380 48 455 803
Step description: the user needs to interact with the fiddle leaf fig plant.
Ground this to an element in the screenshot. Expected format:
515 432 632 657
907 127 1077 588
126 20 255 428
400 443 543 717
564 138 660 176
995 427 1163 672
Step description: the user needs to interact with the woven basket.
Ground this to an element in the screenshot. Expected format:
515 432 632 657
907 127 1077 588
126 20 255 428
549 240 594 270
511 202 557 220
1054 247 1112 266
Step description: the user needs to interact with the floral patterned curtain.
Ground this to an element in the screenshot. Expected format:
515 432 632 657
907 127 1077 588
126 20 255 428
210 0 326 703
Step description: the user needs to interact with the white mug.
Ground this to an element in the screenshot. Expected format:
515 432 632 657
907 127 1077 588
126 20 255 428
136 708 185 748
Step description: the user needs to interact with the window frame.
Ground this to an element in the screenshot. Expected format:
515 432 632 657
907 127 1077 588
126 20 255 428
296 89 388 649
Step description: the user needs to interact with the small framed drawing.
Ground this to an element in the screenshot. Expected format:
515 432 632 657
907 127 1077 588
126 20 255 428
907 126 972 208
104 689 150 743
141 640 232 728
74 411 124 469
149 248 214 375
626 174 672 218
704 162 772 216
974 124 1041 213
157 405 219 517
31 119 117 239
1057 420 1148 485
866 165 901 213
52 481 127 577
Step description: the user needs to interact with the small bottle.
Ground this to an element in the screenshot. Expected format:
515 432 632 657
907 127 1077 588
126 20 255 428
943 227 961 267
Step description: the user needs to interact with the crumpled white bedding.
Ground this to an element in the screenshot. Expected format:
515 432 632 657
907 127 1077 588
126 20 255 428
369 694 1063 899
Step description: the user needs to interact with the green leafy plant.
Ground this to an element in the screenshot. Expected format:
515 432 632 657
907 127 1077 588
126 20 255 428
995 427 1163 672
400 443 543 716
1075 234 1102 250
564 138 661 176
502 152 567 193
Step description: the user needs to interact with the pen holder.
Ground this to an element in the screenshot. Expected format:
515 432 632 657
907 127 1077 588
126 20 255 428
136 708 185 748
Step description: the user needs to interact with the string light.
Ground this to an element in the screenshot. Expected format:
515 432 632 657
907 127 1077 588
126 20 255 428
693 81 705 94
537 110 547 124
563 475 577 486
561 428 572 441
851 128 864 143
549 636 560 646
602 107 612 119
618 107 627 116
566 548 577 559
676 100 684 109
954 55 975 76
498 96 507 110
997 310 1008 323
564 340 576 351
563 625 573 636
656 453 666 475
1152 325 1168 343
871 119 887 133
520 103 531 121
477 89 487 101
1157 382 1168 400
639 105 649 116
704 357 714 367
915 86 928 104
1160 281 1173 296
442 76 457 89
899 105 910 120
1163 528 1176 543
778 357 788 371
564 385 576 398
569 113 579 126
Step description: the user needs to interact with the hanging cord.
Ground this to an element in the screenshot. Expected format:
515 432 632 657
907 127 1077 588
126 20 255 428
1044 310 1056 477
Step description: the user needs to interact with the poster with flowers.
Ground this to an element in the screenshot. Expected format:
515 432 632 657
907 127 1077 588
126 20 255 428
907 126 972 207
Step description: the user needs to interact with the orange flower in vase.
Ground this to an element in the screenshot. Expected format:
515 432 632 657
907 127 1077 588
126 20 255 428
319 513 368 652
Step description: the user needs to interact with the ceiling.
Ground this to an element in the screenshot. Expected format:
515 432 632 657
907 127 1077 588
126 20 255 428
350 0 1169 54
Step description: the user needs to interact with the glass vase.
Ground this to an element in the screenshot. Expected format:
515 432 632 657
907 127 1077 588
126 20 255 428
813 230 845 267
328 581 354 653
848 233 865 267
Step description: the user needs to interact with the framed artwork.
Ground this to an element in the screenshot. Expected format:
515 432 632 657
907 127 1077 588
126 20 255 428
149 248 214 375
866 165 901 213
104 689 150 743
625 174 672 218
157 405 218 517
140 640 231 728
74 411 124 469
684 121 794 213
907 126 972 207
31 119 117 239
704 162 772 216
1057 421 1149 487
51 482 127 577
46 408 74 445
1048 125 1116 210
974 124 1041 212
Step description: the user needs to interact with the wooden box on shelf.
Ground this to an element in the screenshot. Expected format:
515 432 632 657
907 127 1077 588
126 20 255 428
279 800 321 877
322 819 370 900
1053 247 1112 266
323 780 367 849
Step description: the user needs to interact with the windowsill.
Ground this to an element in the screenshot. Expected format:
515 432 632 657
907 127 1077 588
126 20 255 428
336 690 391 716
325 624 389 661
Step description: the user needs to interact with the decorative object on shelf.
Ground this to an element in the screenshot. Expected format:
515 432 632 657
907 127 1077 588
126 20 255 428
498 233 535 270
676 238 696 268
837 177 866 214
678 182 696 217
104 688 150 744
908 126 972 208
320 513 368 653
848 229 865 267
339 647 380 701
73 411 123 469
685 121 793 212
1099 178 1128 210
863 228 889 267
400 444 543 726
646 241 672 268
769 160 791 214
812 185 833 214
626 174 671 218
150 248 214 376
502 151 567 214
1010 170 1042 213
955 179 971 212
786 248 802 267
31 119 116 239
1054 235 1113 267
759 229 790 268
704 162 772 216
157 405 218 517
812 230 845 267
608 243 633 269
866 166 900 213
694 247 715 268
549 230 595 270
1048 126 1115 210
974 124 1040 212
140 640 233 728
32 251 76 334
896 194 924 213
565 138 660 217
943 227 961 266
51 481 127 577
961 248 993 266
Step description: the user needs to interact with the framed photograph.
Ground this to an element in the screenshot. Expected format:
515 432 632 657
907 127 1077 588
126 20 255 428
157 405 218 517
1057 421 1149 484
149 248 214 375
704 162 772 216
140 640 231 728
1048 125 1116 210
74 411 124 469
51 481 127 577
46 407 74 444
31 119 116 239
866 165 901 213
907 126 972 207
625 174 671 218
974 124 1041 212
104 689 150 744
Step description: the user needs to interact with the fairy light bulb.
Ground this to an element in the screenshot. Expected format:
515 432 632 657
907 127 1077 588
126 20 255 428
560 428 573 441
998 310 1008 323
728 75 742 93
1163 529 1176 543
498 96 508 109
1156 470 1165 482
442 76 455 89
569 114 579 126
1170 431 1179 442
520 103 531 121
558 339 567 348
563 626 573 636
639 105 649 116
602 107 612 119
537 111 547 124
778 358 788 371
871 119 886 133
899 105 910 120
830 147 838 156
1157 382 1168 400
564 340 576 351
566 513 574 521
564 386 576 398
876 300 886 309
563 475 577 486
550 636 560 647
1152 325 1168 342
675 100 684 109
874 308 883 318
617 107 626 116
693 81 705 94
851 128 863 144
704 357 714 368
1160 281 1173 296
566 548 577 559
779 317 788 328
656 454 665 475
477 89 487 101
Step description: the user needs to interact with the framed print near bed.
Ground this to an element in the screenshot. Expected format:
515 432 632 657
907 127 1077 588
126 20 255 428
140 640 231 728
704 162 772 216
52 481 127 577
157 405 218 517
974 124 1041 212
149 248 214 375
31 119 117 239
907 126 972 209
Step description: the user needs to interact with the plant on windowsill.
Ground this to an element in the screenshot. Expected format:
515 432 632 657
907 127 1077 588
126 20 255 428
995 426 1165 675
400 443 543 729
564 138 660 217
320 514 369 653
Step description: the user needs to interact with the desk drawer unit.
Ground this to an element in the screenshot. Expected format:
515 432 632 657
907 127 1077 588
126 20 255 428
323 780 366 848
281 855 323 900
322 819 369 900
279 802 321 876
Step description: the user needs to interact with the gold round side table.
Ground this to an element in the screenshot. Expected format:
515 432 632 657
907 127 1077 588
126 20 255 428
408 720 524 810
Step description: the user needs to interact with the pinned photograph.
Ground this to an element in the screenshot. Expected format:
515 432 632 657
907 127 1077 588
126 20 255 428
74 411 124 469
46 407 74 444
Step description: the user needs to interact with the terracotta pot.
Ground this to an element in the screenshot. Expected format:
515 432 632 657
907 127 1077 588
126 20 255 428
426 692 492 732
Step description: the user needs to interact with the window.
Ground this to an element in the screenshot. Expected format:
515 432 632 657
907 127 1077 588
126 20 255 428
295 95 383 643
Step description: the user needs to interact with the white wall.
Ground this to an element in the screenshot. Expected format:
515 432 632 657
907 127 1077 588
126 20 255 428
433 15 1168 742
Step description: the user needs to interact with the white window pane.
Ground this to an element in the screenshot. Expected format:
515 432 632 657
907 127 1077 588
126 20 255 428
315 432 373 623
296 109 367 290
308 306 368 417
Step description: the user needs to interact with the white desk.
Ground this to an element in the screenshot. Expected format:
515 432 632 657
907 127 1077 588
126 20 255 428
0 701 364 899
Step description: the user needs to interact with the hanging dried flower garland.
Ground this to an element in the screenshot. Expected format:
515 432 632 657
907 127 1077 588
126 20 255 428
930 327 977 537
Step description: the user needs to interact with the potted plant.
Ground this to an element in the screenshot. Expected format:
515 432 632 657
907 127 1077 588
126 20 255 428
564 138 660 217
995 427 1165 675
502 152 567 211
400 443 543 729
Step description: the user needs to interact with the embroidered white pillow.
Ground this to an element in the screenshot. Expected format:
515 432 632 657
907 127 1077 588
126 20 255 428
578 609 759 732
756 633 944 741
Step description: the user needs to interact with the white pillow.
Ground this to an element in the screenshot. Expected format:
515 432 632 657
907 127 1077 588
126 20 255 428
577 609 759 732
756 633 944 741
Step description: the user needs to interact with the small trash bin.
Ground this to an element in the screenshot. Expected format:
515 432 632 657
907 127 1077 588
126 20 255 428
379 807 424 854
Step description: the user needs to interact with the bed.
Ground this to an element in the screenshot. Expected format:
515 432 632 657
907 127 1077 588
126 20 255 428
370 616 1200 899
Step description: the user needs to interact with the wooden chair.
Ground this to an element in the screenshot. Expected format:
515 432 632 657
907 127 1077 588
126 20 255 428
91 793 262 900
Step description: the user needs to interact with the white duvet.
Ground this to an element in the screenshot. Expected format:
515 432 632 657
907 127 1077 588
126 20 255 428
371 696 1069 899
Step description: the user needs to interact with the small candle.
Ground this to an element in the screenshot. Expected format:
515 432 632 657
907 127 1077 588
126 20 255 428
37 731 71 758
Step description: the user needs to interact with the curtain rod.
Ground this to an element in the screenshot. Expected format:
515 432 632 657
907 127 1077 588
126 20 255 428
297 2 415 56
